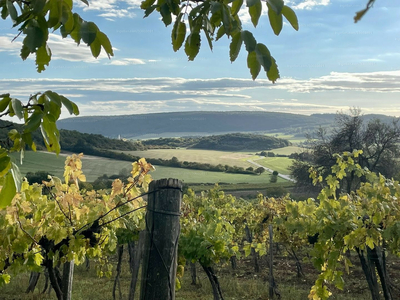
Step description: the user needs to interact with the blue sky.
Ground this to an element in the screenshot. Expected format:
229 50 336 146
1 0 400 118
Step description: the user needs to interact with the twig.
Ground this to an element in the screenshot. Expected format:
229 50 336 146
17 216 39 245
48 189 74 226
97 190 154 223
99 205 147 228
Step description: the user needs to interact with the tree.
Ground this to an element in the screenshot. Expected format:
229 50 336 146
0 0 114 208
290 109 400 194
255 167 265 175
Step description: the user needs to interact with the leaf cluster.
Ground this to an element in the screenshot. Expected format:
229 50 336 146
0 0 113 72
142 0 298 81
0 155 154 285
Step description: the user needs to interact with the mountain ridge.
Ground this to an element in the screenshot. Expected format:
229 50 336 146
57 111 398 139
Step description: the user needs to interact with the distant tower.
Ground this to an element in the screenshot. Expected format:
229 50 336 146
118 134 121 140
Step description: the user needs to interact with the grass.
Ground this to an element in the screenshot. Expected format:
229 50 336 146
121 148 255 168
252 157 293 175
0 251 378 300
270 145 303 155
11 151 289 184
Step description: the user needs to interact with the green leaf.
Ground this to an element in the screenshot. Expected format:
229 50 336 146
255 43 272 72
247 51 260 80
47 0 60 28
221 4 232 35
90 37 101 58
266 0 283 14
80 21 98 45
48 101 61 120
6 0 17 22
216 26 225 41
144 5 157 17
229 32 242 62
36 44 51 73
20 44 30 60
61 4 74 35
249 0 261 27
44 91 61 106
10 162 21 192
281 5 298 31
141 0 156 10
41 115 60 153
231 0 243 16
23 24 45 52
32 0 46 14
267 3 282 35
97 31 113 58
0 171 16 208
0 95 11 113
241 30 256 52
160 3 172 26
354 8 368 23
70 13 82 44
172 15 186 52
204 29 213 51
8 129 19 141
24 111 43 132
22 132 36 151
60 96 79 115
184 33 201 61
0 155 11 177
267 56 279 83
246 0 258 7
11 98 23 119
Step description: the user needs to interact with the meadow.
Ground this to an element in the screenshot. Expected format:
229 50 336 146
122 148 255 168
251 157 293 175
10 151 287 184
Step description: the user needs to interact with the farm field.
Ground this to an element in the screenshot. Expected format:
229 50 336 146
264 133 306 144
10 151 287 184
121 148 255 168
252 157 293 175
270 145 303 155
122 146 300 167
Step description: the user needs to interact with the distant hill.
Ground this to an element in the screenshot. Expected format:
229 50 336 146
58 111 399 139
57 111 334 138
142 133 291 151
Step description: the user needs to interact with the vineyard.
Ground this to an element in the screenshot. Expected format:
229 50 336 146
1 150 400 300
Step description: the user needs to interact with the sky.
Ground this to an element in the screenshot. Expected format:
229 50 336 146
1 0 400 118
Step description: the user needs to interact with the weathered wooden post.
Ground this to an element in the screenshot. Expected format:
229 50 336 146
140 178 182 300
269 225 274 299
62 260 74 300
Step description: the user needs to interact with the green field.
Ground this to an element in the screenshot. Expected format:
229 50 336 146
252 157 293 175
11 151 288 184
271 145 303 155
122 148 254 168
122 146 301 168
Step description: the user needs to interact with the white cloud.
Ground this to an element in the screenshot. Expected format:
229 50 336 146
0 35 21 53
109 58 146 65
98 9 135 18
3 70 400 116
76 0 138 19
273 70 400 93
287 0 331 10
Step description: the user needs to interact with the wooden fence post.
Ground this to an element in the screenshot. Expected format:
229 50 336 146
62 260 74 300
140 178 182 300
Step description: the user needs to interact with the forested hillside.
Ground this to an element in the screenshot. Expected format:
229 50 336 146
0 120 140 152
58 111 399 139
142 133 290 151
58 111 331 138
